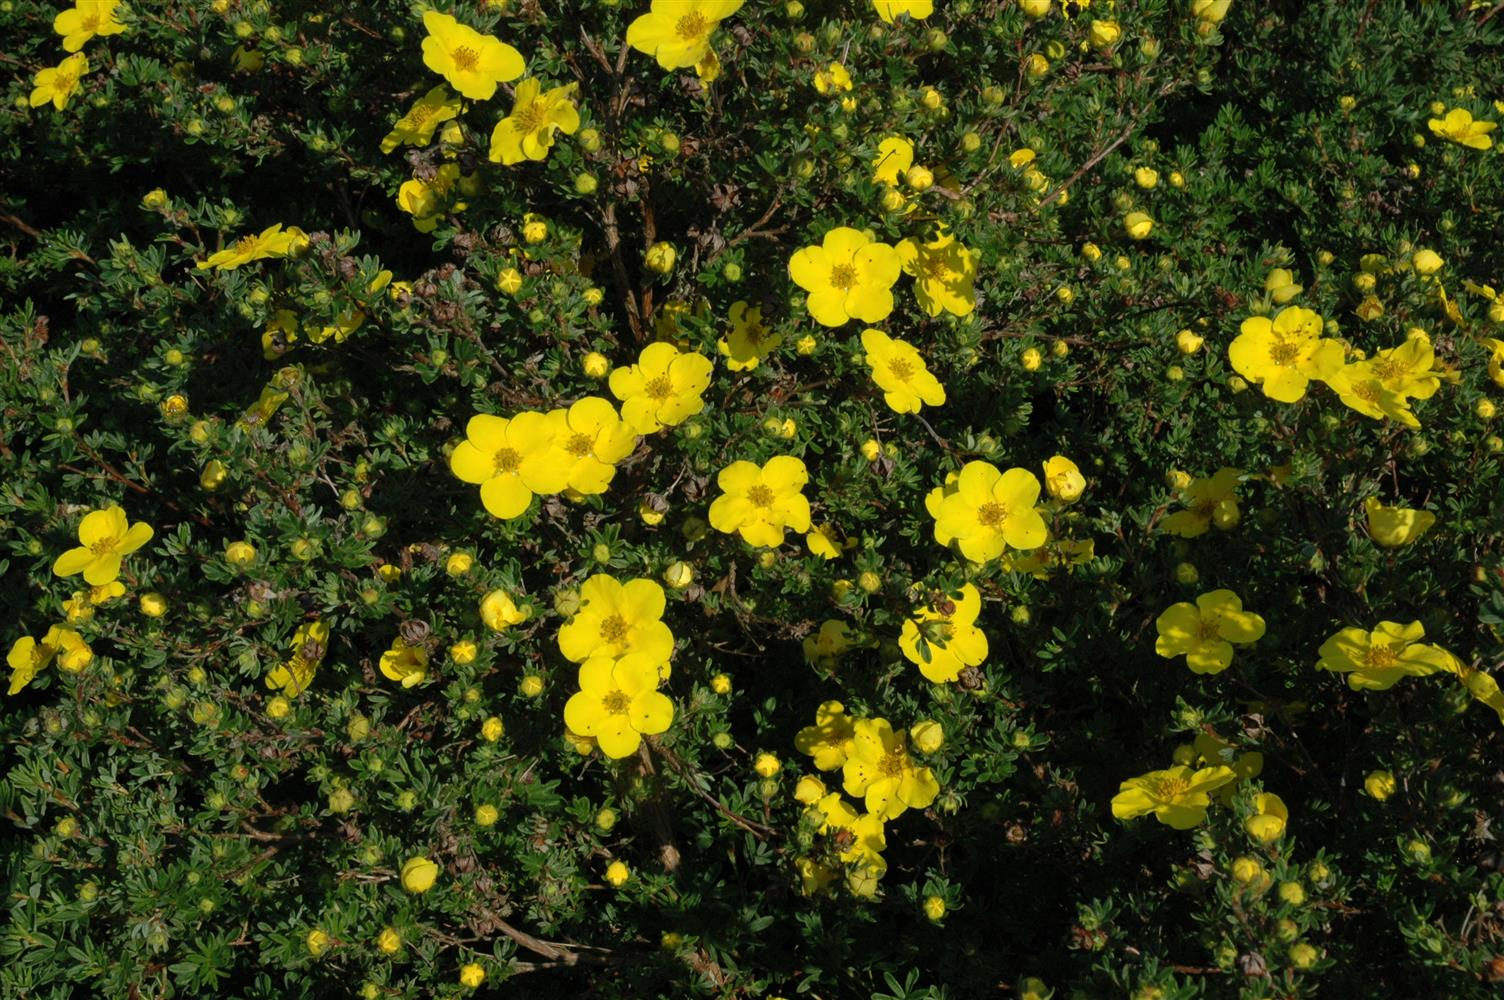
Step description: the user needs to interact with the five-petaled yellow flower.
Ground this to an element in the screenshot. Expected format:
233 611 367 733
859 329 946 413
1111 764 1237 829
54 0 126 52
1427 107 1496 150
1154 590 1266 675
449 411 564 520
872 0 934 22
930 461 1048 563
557 575 675 665
608 342 714 434
266 620 330 697
626 0 745 71
1228 306 1344 402
8 632 61 695
540 397 638 496
718 301 781 371
896 231 978 318
708 455 812 547
1316 620 1451 690
899 583 988 684
1160 467 1241 538
1364 497 1436 548
489 79 581 165
30 53 89 111
53 504 154 586
380 86 462 154
789 227 903 327
563 653 675 758
421 11 524 100
841 717 940 821
198 223 307 271
380 638 429 688
795 700 856 771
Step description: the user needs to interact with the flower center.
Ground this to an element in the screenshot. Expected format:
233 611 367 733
1369 359 1403 381
1352 380 1381 403
746 484 776 507
492 447 522 474
644 375 675 401
89 535 120 555
81 13 100 32
408 103 435 127
675 12 709 40
565 432 594 457
887 357 915 381
1197 618 1221 641
451 46 481 72
829 263 859 290
234 234 261 255
877 751 906 778
1268 341 1302 366
976 501 1008 528
1152 774 1189 799
602 689 632 714
513 100 550 134
1366 643 1398 669
600 615 630 644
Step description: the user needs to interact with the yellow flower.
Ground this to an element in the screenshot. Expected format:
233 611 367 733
1124 211 1154 240
1452 662 1504 727
459 963 486 988
910 720 945 754
859 329 945 413
400 855 439 894
1427 107 1496 150
707 455 812 547
805 523 843 560
1154 590 1266 675
1326 363 1418 429
538 397 638 495
1245 792 1288 843
754 752 781 777
30 53 89 111
626 0 745 70
1228 306 1343 402
7 633 59 695
380 85 461 154
49 627 93 673
377 927 402 954
717 301 781 371
563 654 675 758
557 575 674 665
872 0 934 21
1192 0 1231 22
1364 770 1396 800
1111 765 1237 829
397 164 468 233
379 638 429 688
794 700 856 771
54 1 126 52
1088 18 1121 49
52 504 154 586
305 928 329 957
1316 620 1451 690
802 620 855 670
895 231 978 318
1364 497 1436 548
608 342 714 434
794 775 827 804
899 583 988 683
789 227 903 327
930 460 1048 563
813 61 852 95
1265 268 1303 304
266 620 330 697
1160 467 1242 538
489 79 581 165
479 592 528 634
841 717 940 820
604 859 631 886
1042 455 1085 502
198 223 307 271
1366 336 1448 399
420 11 524 100
873 136 914 186
449 411 563 520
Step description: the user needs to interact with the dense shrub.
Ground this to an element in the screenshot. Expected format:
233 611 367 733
3 0 1504 997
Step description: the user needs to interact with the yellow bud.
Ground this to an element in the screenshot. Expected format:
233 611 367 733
663 560 694 590
910 720 945 753
481 716 504 742
142 188 169 210
923 895 946 921
582 351 610 378
474 803 499 826
645 241 677 274
754 752 781 777
1134 167 1159 189
400 855 439 894
1176 329 1204 354
1020 347 1043 371
496 268 523 294
905 165 934 191
519 674 545 698
1124 211 1154 240
377 926 401 954
200 459 228 491
1364 770 1397 800
139 592 168 618
710 673 732 695
604 860 630 887
459 963 486 988
860 439 882 461
445 552 474 576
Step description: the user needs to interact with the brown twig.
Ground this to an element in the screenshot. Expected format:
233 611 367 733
650 740 779 840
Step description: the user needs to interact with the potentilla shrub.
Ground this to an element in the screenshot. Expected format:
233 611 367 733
3 0 1504 997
